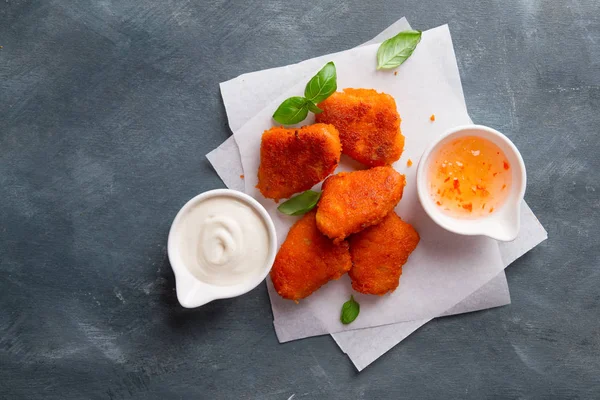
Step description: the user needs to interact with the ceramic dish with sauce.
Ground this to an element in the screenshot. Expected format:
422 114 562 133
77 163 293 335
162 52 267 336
417 125 526 241
168 189 277 307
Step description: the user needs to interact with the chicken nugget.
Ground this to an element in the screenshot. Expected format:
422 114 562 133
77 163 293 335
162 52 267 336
349 212 420 295
270 210 351 301
316 166 406 242
257 123 341 202
315 88 404 167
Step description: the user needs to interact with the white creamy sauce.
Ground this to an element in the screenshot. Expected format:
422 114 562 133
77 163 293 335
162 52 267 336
174 196 270 286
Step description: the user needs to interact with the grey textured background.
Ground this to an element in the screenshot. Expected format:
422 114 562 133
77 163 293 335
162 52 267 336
1 0 599 399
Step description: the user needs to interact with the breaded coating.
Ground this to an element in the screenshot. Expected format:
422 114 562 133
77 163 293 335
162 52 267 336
316 166 406 242
270 211 351 301
315 88 404 167
349 212 420 295
257 123 341 202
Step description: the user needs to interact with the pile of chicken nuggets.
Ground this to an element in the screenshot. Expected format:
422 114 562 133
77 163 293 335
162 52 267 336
258 88 420 301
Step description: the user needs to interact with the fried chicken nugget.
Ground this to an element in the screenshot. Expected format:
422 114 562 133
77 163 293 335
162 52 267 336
270 210 351 301
315 88 404 167
257 123 341 202
316 166 406 242
349 212 420 295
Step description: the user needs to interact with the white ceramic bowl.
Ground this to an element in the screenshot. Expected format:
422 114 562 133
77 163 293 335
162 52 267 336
416 125 527 241
167 189 277 308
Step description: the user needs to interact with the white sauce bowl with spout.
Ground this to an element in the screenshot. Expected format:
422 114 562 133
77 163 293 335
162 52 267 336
417 125 527 241
168 189 277 308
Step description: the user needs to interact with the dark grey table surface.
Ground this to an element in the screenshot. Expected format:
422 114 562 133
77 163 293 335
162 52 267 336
1 1 599 399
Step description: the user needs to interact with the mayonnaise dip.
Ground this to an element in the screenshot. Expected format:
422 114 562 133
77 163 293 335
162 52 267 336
172 195 271 286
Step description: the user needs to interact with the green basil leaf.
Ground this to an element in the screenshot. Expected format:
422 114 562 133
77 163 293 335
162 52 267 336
306 101 323 114
304 61 337 104
272 62 335 124
340 295 360 324
273 97 309 125
277 190 321 216
376 30 422 70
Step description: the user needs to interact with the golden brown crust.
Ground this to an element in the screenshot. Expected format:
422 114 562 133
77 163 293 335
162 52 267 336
316 166 406 242
270 211 352 301
257 123 341 202
315 88 404 167
348 212 420 295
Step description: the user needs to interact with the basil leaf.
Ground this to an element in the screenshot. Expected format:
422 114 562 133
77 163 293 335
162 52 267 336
304 61 337 104
272 62 336 124
306 101 323 114
340 295 360 324
273 97 309 125
277 190 321 216
376 30 422 70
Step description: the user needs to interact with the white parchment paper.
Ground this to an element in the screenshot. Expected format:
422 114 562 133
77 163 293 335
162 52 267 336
207 18 547 370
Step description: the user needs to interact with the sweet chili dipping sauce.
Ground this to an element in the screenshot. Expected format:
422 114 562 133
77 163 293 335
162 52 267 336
428 136 512 218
